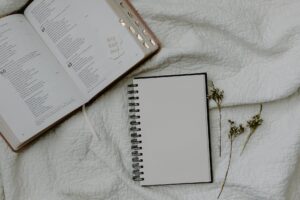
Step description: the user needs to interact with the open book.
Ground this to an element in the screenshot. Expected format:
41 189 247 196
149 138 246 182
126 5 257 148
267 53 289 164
0 0 160 151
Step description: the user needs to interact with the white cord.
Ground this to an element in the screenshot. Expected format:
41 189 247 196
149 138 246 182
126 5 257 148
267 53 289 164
82 105 101 141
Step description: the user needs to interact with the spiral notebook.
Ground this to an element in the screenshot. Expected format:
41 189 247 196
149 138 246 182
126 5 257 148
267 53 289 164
128 73 213 186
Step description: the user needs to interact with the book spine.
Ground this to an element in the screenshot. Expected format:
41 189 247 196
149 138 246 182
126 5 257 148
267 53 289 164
128 83 144 181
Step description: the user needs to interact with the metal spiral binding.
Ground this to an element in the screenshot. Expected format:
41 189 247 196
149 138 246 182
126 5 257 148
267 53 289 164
128 83 144 181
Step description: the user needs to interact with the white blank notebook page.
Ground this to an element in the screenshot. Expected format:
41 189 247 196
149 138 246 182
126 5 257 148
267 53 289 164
134 74 212 186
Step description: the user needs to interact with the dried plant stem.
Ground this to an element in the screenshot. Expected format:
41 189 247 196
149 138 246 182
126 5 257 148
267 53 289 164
207 82 224 157
218 120 245 199
240 128 255 155
218 137 233 199
240 104 263 155
218 105 222 157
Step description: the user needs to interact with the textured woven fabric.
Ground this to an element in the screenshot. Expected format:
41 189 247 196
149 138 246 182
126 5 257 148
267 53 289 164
0 0 28 17
0 0 300 199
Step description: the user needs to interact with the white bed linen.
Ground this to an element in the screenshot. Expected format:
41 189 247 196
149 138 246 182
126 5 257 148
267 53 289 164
0 0 300 199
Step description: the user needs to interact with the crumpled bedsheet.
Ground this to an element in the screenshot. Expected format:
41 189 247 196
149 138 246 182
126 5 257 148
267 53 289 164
0 0 300 199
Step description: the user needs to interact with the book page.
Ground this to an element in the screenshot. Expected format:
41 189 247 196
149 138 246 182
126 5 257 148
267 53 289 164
24 0 145 101
0 14 83 145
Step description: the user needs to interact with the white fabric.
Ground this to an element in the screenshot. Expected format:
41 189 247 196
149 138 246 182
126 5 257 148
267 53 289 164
1 0 300 199
0 0 28 17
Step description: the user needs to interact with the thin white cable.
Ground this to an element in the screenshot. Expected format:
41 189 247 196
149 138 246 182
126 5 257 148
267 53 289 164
82 105 101 141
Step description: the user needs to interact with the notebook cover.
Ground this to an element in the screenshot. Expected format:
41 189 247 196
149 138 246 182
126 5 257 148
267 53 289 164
128 73 213 186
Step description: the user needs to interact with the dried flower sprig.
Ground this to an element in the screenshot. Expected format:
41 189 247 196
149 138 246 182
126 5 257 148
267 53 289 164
208 82 224 157
217 120 245 199
240 104 263 155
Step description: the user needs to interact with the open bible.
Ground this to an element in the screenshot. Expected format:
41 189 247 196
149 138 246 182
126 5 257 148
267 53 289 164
0 0 160 151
